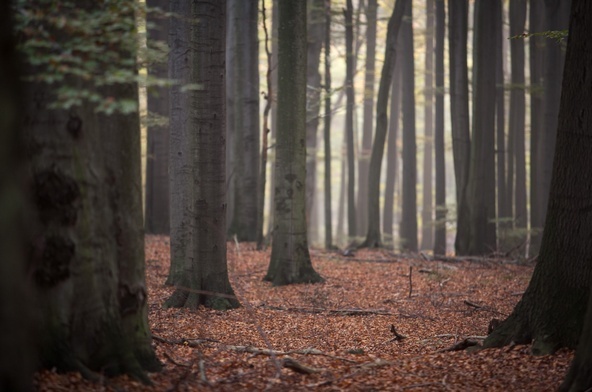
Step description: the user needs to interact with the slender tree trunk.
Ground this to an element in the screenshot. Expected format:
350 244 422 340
228 0 260 241
305 0 325 244
448 0 471 255
356 0 377 238
166 0 239 310
421 0 435 251
267 0 279 238
383 56 402 249
486 0 592 356
323 0 333 250
400 0 418 252
145 0 170 235
466 0 498 255
509 0 527 247
529 0 545 256
265 0 323 286
345 0 357 241
433 0 446 255
0 7 34 390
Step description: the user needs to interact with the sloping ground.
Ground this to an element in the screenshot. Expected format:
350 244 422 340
35 235 573 391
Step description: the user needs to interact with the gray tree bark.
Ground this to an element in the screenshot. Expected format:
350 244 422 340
265 0 323 286
345 0 357 241
323 0 333 250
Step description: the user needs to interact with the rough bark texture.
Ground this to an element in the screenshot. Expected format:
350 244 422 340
267 0 279 238
265 0 323 286
433 0 446 255
305 0 325 244
383 50 402 249
448 0 471 255
400 0 418 252
323 0 333 250
486 0 592 358
166 0 239 310
362 0 407 249
345 0 357 240
228 0 260 242
145 0 170 235
0 7 34 390
356 0 377 238
23 2 160 380
421 0 434 251
465 0 497 255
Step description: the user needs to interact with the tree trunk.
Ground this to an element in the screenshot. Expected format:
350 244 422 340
466 0 497 255
421 0 435 251
529 0 545 256
485 0 592 356
166 0 239 310
400 0 418 252
0 7 34 390
228 0 260 242
323 0 333 250
145 0 170 235
267 0 280 238
345 0 357 241
356 0 377 238
448 0 471 255
433 0 446 255
305 0 325 244
265 0 323 286
509 0 527 247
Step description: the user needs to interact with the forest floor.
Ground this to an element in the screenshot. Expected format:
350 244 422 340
36 235 573 391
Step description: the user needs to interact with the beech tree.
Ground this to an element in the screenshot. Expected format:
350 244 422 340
485 0 592 356
264 0 323 286
323 0 333 250
166 0 239 309
345 0 357 240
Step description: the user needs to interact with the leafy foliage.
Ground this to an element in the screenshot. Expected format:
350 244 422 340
13 0 171 114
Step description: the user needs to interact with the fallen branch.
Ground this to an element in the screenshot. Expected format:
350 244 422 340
162 351 191 368
463 300 506 316
434 334 487 340
282 356 324 374
225 345 357 363
438 338 480 352
259 305 395 316
153 335 220 347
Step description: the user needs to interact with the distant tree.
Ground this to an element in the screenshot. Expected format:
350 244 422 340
485 0 592 357
0 6 34 390
433 0 446 255
20 0 161 379
448 0 471 255
145 0 170 235
465 0 498 255
166 0 239 309
400 0 418 252
345 0 357 240
357 0 378 238
227 0 260 241
305 0 325 243
264 0 323 285
362 0 407 248
421 0 435 251
323 0 333 250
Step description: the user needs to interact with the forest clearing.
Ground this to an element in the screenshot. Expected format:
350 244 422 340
34 236 572 391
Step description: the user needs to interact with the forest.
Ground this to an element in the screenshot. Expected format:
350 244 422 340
2 0 592 390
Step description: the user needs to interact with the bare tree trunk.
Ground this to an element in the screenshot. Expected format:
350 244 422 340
267 0 279 238
345 0 357 241
323 0 333 250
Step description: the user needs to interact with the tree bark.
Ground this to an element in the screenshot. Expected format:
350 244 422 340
228 0 260 242
323 0 333 250
345 0 357 241
433 0 446 255
485 0 592 357
400 0 418 252
448 0 471 255
166 0 239 310
145 0 170 235
265 0 323 286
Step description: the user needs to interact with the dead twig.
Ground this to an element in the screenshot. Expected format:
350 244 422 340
438 338 480 352
259 304 395 316
282 356 324 374
162 351 191 368
225 345 357 363
408 266 413 298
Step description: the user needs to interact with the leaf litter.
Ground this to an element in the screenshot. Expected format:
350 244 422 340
35 235 573 391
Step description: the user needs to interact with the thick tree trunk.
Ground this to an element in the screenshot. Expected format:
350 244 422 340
228 0 260 242
448 0 471 255
433 0 446 255
166 0 239 310
486 0 592 357
356 0 377 238
0 7 34 390
421 0 435 251
345 0 357 241
323 0 333 250
265 0 323 286
400 0 418 252
305 0 325 244
145 0 170 235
